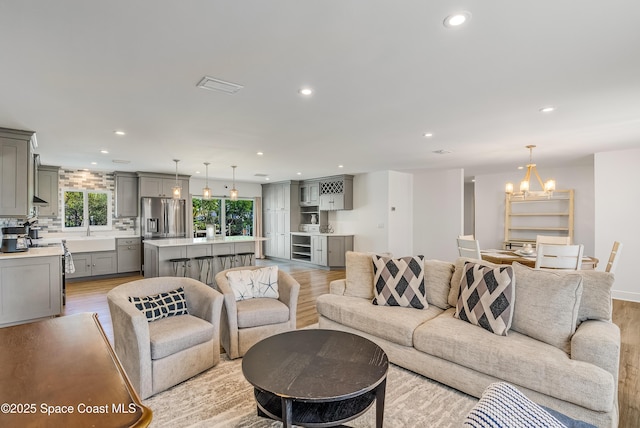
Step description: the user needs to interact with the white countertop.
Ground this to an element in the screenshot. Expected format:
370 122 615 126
144 236 266 248
290 232 354 237
0 245 64 259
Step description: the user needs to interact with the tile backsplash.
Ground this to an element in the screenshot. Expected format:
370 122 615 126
0 169 137 234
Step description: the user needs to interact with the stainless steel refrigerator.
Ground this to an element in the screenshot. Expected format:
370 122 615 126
140 197 187 239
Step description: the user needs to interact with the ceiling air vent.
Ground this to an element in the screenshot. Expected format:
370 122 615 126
254 173 268 177
432 149 452 155
197 76 244 94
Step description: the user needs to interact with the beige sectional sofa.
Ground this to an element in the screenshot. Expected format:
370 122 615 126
316 253 620 428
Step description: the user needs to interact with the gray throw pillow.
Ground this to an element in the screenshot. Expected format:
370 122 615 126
510 263 583 353
372 255 427 309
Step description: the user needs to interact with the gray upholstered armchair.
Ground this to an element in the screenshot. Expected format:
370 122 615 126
107 277 223 399
214 266 300 359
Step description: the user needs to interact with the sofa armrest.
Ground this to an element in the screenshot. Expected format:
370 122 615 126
330 279 346 295
571 319 620 382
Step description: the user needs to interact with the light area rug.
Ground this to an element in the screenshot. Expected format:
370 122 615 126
143 354 478 427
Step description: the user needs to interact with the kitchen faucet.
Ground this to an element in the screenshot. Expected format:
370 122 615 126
84 218 91 236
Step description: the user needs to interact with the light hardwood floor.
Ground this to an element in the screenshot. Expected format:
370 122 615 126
64 262 639 428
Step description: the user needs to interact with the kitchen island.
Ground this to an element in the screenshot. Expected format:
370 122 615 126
0 245 64 327
143 236 266 282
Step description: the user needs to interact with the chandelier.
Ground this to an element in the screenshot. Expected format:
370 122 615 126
505 145 556 199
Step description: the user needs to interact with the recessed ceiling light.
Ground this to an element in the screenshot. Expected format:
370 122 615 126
423 132 434 138
539 106 556 113
114 130 126 136
91 162 97 165
444 11 471 28
257 152 264 156
265 177 270 181
296 172 302 175
299 87 313 96
338 165 344 168
195 171 201 174
518 166 524 170
100 150 109 154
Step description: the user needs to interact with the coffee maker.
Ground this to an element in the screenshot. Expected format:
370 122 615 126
1 226 29 253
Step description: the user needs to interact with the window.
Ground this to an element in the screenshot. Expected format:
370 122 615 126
63 189 112 230
193 197 254 236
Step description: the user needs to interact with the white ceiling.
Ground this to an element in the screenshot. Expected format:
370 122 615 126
1 1 639 183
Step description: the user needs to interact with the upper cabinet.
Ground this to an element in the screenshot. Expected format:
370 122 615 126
0 128 34 218
37 165 60 217
137 172 190 198
115 171 139 217
299 181 320 207
319 175 353 211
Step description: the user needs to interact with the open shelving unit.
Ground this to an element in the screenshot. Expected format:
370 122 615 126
291 234 312 262
504 189 574 249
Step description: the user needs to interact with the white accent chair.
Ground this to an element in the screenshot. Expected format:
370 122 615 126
215 265 300 359
457 238 482 260
107 277 223 399
605 241 622 273
535 244 584 270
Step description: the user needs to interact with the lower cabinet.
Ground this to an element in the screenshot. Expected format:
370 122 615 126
67 251 117 279
291 234 353 267
117 237 141 273
0 255 63 327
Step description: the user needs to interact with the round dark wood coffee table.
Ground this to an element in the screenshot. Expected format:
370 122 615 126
242 329 389 427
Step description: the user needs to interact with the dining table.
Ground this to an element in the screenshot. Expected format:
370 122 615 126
480 249 598 270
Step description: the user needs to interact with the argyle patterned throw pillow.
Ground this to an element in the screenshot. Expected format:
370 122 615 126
129 287 189 321
455 262 514 336
372 255 427 309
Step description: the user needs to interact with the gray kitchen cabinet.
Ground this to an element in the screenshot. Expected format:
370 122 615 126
115 171 139 217
262 181 299 259
0 254 63 327
138 173 190 198
311 235 327 266
299 180 320 207
319 175 353 211
327 235 353 267
37 165 59 217
117 237 141 273
67 251 117 279
0 128 34 217
290 233 353 267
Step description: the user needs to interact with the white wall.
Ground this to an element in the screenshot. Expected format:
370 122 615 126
188 177 263 199
387 171 413 256
474 163 595 254
412 169 464 260
595 148 640 302
331 171 390 252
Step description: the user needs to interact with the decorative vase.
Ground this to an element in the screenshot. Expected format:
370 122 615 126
311 214 317 224
206 224 215 239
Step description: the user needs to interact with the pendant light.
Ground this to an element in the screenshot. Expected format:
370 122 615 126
172 159 182 199
202 162 211 199
229 165 238 201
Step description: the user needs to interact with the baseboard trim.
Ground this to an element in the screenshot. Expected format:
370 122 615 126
612 290 640 303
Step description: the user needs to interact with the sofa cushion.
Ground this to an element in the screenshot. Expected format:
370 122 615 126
226 266 279 301
511 263 583 353
316 293 442 347
129 287 189 321
344 251 376 299
424 260 454 310
449 258 500 308
413 309 614 412
149 314 214 360
236 298 290 329
551 270 614 324
373 255 427 309
455 262 514 336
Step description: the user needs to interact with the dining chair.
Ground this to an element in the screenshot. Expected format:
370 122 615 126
535 235 571 247
535 244 584 270
457 238 482 260
605 241 622 273
458 234 475 240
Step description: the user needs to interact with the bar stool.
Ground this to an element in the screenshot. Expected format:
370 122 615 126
236 252 254 267
168 258 191 277
218 253 236 270
194 255 215 284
